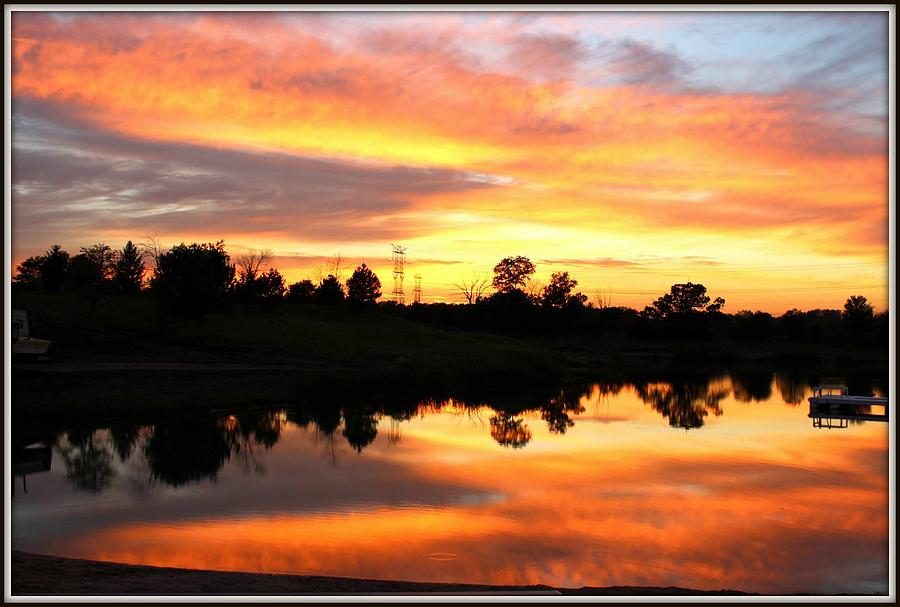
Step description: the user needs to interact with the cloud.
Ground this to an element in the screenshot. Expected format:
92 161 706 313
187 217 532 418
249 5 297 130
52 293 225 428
597 38 694 86
8 11 889 311
11 101 503 250
506 32 586 81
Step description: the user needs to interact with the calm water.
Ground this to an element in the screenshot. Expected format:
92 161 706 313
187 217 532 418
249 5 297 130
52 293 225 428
11 372 889 594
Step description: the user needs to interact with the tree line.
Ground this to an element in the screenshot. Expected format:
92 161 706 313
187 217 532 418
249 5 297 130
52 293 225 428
13 240 382 316
13 241 886 346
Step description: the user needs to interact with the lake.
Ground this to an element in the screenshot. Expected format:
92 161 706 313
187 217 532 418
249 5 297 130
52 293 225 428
11 370 889 594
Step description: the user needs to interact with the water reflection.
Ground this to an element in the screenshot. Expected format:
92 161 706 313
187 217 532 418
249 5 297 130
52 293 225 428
57 429 116 493
148 412 286 487
11 369 889 595
730 367 774 402
342 407 379 453
15 369 887 497
775 373 807 406
633 378 727 430
489 413 532 448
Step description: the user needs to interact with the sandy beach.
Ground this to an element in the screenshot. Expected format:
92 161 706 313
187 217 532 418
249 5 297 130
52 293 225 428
10 552 751 596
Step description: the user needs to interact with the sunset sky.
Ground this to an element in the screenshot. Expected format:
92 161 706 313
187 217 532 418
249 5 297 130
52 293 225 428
9 10 891 312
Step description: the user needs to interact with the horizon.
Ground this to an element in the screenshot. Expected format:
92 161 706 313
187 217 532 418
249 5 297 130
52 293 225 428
9 10 891 314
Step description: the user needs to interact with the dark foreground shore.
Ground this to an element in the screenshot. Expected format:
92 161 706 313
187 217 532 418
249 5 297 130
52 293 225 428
11 552 751 596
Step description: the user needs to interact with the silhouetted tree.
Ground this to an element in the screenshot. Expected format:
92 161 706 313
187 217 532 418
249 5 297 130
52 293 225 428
287 279 316 303
80 243 117 281
482 288 538 330
566 292 589 309
804 308 842 344
315 275 345 305
40 244 70 293
314 251 349 283
638 282 724 340
256 268 286 308
492 256 536 293
113 241 145 294
524 278 545 304
542 272 577 309
237 266 285 307
234 252 266 305
842 295 874 344
642 282 724 319
139 235 166 273
346 263 382 307
779 308 808 343
67 253 104 313
14 255 46 284
874 310 889 350
454 274 490 304
732 310 775 341
150 241 236 317
68 254 103 285
236 249 272 280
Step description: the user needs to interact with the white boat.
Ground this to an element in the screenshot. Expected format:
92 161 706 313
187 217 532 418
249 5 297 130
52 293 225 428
11 309 53 360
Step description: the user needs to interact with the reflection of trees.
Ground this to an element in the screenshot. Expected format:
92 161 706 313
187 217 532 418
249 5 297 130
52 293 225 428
109 424 141 462
57 429 115 493
730 368 773 402
287 403 344 462
288 403 382 457
233 410 285 450
288 403 341 439
145 410 286 487
594 381 625 397
635 379 727 430
540 388 585 434
46 410 290 494
145 418 234 487
489 413 532 448
342 407 379 452
775 373 807 406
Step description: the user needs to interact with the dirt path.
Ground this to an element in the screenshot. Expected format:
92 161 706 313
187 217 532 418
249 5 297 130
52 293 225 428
11 552 751 596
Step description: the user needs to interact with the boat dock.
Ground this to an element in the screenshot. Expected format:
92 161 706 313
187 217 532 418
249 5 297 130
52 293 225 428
808 385 888 428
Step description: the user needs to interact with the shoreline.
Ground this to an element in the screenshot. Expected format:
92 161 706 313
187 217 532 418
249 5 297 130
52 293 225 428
11 551 753 596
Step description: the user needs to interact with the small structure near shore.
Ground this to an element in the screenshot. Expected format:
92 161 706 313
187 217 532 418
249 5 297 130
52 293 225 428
808 385 889 428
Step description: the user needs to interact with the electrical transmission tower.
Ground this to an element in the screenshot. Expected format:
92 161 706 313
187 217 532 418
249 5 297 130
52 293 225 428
413 274 422 304
391 244 406 304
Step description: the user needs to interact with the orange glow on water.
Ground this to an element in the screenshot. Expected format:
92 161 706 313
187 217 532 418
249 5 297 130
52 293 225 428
15 381 888 594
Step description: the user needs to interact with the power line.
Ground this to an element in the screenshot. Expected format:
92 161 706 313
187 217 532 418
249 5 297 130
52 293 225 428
454 261 885 274
606 284 887 295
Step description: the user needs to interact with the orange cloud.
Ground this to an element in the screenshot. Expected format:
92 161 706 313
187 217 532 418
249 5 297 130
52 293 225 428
10 12 889 311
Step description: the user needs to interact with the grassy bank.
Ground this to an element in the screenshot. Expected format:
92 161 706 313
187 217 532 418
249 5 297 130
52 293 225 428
542 329 889 382
12 290 564 422
12 289 887 424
